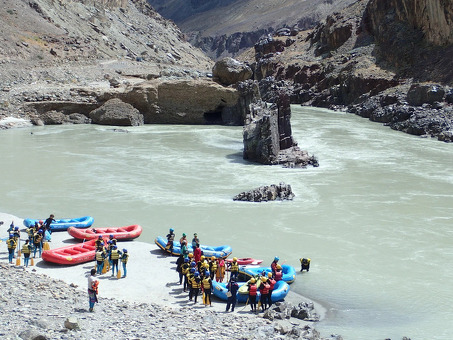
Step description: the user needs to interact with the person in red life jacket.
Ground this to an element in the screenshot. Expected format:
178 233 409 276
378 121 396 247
271 256 279 275
274 264 283 281
193 243 202 263
267 272 276 307
259 277 270 312
248 277 258 313
226 278 239 312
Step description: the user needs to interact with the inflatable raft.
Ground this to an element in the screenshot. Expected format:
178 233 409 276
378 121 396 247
154 236 232 258
212 280 290 303
23 216 94 232
239 264 297 284
68 225 143 241
226 258 263 266
41 238 104 265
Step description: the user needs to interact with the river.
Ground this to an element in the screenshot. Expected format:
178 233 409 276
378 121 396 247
1 106 452 339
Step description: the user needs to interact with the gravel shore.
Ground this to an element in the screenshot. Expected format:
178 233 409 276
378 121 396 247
0 212 332 340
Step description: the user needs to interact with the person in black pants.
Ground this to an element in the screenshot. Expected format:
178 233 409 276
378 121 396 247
226 278 239 312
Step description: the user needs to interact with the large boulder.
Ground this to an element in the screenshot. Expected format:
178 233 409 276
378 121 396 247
406 83 446 106
89 98 144 126
233 183 295 202
212 57 253 85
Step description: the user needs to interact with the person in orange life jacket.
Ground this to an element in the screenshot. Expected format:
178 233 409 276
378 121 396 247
166 228 175 254
259 276 270 312
228 257 239 281
181 258 190 291
187 266 196 299
267 272 276 307
6 234 17 263
274 264 283 281
22 239 33 267
88 268 99 312
191 271 202 303
226 277 239 312
110 245 121 276
209 256 217 280
202 271 213 306
176 254 185 284
248 277 258 312
33 229 43 258
271 256 279 275
193 243 202 263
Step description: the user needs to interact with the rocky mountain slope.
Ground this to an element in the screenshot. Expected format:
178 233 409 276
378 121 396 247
147 0 356 59
239 0 453 142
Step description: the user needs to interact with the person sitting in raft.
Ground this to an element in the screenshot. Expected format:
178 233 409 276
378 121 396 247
22 240 32 267
44 214 56 233
166 228 175 254
227 257 239 281
248 277 258 313
121 248 129 278
271 256 279 275
88 268 99 312
192 233 199 248
300 257 311 272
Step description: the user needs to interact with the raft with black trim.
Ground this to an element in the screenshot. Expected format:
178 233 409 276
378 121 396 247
239 264 297 284
67 225 143 241
23 216 94 232
41 238 106 265
212 280 290 303
154 235 232 258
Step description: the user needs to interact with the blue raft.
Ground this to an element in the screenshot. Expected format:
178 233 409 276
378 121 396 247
154 235 232 259
239 264 297 284
212 280 290 303
23 216 94 232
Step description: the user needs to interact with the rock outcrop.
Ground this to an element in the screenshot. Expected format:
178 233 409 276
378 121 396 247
212 57 253 86
243 90 318 167
233 183 295 202
89 98 144 126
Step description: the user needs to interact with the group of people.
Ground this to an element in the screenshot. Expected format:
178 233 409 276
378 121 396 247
94 234 129 278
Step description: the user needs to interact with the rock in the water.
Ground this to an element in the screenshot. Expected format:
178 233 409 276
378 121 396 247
89 98 144 126
212 57 253 86
233 183 294 202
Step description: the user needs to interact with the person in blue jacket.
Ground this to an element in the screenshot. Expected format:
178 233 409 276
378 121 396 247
226 277 239 312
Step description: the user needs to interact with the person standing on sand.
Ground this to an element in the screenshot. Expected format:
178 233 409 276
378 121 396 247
22 239 32 267
110 245 121 277
121 248 129 278
216 257 225 282
44 214 55 234
6 234 17 263
88 269 99 312
176 254 184 284
193 243 202 263
225 278 239 312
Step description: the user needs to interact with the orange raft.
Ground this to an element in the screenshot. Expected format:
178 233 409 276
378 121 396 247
67 225 143 241
42 239 104 265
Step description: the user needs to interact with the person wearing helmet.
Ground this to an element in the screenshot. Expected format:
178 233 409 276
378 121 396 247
179 233 187 246
192 233 200 248
226 277 239 312
95 245 106 274
180 238 188 259
109 234 117 246
33 229 44 258
216 257 225 283
209 256 217 280
271 256 280 275
12 226 20 251
228 257 239 281
109 245 121 277
259 277 270 311
275 264 283 281
181 257 190 291
26 224 35 244
6 234 17 263
166 228 175 255
22 239 33 267
300 257 311 272
44 214 56 234
190 271 202 303
121 249 129 278
267 272 276 307
88 268 99 312
95 235 104 249
187 268 196 299
248 277 258 312
176 254 185 284
202 271 212 306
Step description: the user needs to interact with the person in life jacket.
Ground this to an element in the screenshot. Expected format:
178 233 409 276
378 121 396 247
121 248 129 278
22 240 32 267
176 254 185 284
271 256 279 275
267 272 276 307
226 278 239 312
300 258 311 272
88 268 99 312
109 234 117 246
202 271 212 306
209 256 217 280
6 234 17 263
216 257 225 282
166 228 175 254
197 255 206 273
274 264 283 281
27 225 35 243
187 267 196 299
259 277 270 312
228 257 239 281
109 245 121 277
248 277 258 312
33 229 43 258
191 271 202 303
95 244 106 274
95 235 104 249
181 258 190 292
13 226 20 244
